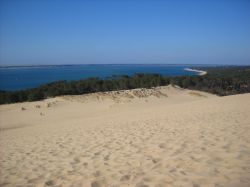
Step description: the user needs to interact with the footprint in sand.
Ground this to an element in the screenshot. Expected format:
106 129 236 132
120 174 131 181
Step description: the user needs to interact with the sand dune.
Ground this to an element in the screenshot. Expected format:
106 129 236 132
0 85 250 187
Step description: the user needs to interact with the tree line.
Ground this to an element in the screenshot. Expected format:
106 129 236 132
1 66 250 104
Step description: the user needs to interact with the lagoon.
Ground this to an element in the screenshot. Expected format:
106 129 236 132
0 64 200 91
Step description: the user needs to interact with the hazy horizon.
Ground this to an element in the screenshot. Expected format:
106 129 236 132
0 63 250 68
1 0 250 66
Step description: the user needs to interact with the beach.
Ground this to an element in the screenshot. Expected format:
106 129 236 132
0 85 250 187
184 68 207 76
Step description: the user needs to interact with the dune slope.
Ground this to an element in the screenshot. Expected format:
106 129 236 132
0 86 250 187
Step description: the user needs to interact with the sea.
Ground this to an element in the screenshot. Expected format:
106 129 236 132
0 64 202 91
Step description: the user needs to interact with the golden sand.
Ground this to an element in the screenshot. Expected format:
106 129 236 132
0 86 249 187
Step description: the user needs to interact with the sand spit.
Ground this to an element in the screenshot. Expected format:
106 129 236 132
184 68 207 76
0 85 250 187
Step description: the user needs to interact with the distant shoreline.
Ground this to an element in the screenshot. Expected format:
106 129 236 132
0 64 240 69
184 68 207 76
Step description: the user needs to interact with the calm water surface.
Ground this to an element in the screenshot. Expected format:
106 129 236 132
0 64 199 91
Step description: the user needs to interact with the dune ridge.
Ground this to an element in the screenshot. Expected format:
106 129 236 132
0 85 250 187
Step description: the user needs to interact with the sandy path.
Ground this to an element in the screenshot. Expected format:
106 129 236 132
0 86 250 187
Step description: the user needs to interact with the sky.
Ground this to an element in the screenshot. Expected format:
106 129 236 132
0 0 250 66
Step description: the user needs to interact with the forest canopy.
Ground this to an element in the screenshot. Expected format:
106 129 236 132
1 66 250 104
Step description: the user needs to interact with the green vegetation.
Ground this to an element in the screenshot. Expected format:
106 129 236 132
172 66 250 95
1 66 250 104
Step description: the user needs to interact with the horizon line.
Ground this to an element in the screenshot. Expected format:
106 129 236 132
1 63 249 68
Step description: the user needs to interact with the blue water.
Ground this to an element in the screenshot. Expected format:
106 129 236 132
0 64 199 91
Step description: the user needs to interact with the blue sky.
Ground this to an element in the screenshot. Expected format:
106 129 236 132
0 0 250 65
